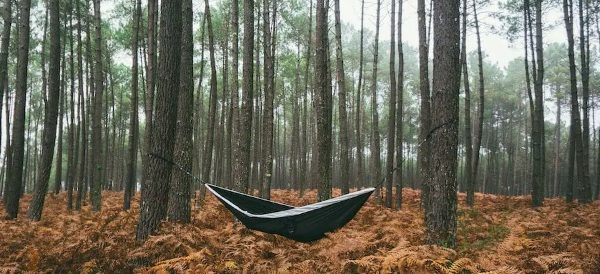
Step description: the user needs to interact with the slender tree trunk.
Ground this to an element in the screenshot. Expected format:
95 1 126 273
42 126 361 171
142 0 158 187
462 0 474 206
395 0 404 208
66 3 76 209
333 0 350 195
260 0 274 199
577 0 591 203
418 0 432 211
300 0 312 197
563 0 587 203
355 0 364 189
0 0 11 155
136 0 183 241
230 0 240 189
370 0 382 202
385 0 397 208
124 0 141 211
89 0 104 211
426 0 461 247
75 22 85 209
200 0 219 193
554 91 561 197
471 0 485 203
530 0 545 207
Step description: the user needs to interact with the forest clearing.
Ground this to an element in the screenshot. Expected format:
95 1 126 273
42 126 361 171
1 189 600 273
1 0 600 272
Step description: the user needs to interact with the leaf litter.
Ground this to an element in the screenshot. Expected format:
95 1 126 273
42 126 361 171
1 189 599 273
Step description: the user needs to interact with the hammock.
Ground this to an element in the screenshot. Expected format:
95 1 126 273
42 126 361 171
205 184 375 242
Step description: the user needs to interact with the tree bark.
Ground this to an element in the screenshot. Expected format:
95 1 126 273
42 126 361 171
27 0 60 221
426 0 461 247
142 0 158 187
418 0 432 211
167 0 193 222
333 0 350 196
200 0 219 195
370 0 382 202
355 0 364 189
124 0 141 211
136 0 183 241
234 0 255 194
395 0 404 209
462 0 474 206
385 0 397 208
314 0 332 201
0 0 12 162
577 0 591 203
260 0 274 199
5 0 32 219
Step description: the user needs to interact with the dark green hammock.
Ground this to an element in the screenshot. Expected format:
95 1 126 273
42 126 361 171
205 184 374 242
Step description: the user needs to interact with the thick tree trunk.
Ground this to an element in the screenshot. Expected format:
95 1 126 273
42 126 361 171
27 0 60 221
136 0 183 241
425 0 461 247
234 0 255 194
5 0 32 219
531 0 545 207
124 0 141 211
167 0 193 222
314 0 332 201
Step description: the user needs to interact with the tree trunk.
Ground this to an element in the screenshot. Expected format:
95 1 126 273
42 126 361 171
425 0 461 247
333 0 350 196
471 0 485 206
234 0 255 194
167 0 193 222
355 0 364 189
66 3 76 209
563 0 587 203
230 0 240 189
395 0 404 209
417 0 432 211
124 0 141 211
142 0 158 187
89 0 104 211
462 0 474 207
385 0 397 208
577 0 591 203
300 0 313 197
260 0 274 199
5 0 32 219
531 0 545 207
314 0 332 201
200 0 219 195
0 0 12 157
75 17 85 208
136 0 183 241
27 0 60 220
370 0 382 202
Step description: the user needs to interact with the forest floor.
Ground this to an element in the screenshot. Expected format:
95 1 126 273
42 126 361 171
1 188 600 273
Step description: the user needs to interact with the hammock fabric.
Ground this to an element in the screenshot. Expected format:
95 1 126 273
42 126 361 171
205 184 375 242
